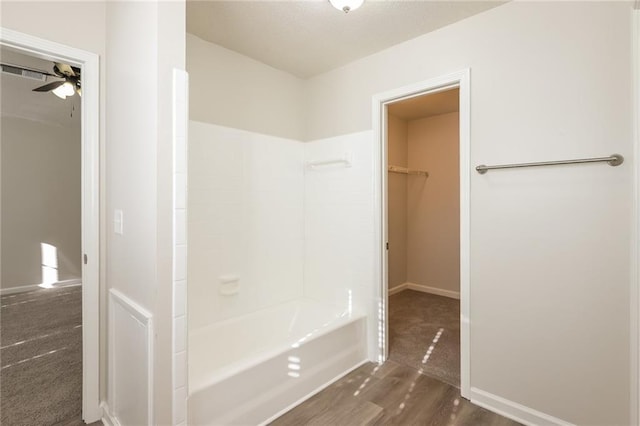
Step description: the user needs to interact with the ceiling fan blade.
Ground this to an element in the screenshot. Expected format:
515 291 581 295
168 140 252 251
52 64 65 77
32 80 65 92
54 62 75 77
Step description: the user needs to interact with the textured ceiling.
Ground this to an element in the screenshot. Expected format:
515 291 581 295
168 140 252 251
388 88 459 120
187 0 506 78
1 48 80 127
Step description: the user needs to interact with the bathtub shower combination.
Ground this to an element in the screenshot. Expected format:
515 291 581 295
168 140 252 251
189 300 366 424
187 122 377 424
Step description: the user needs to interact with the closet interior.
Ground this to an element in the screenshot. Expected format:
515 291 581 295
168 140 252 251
386 88 461 387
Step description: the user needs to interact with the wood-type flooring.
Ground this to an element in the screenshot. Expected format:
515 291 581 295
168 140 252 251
272 289 520 426
271 360 521 426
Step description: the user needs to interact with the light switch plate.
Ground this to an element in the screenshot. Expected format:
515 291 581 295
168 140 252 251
114 209 123 235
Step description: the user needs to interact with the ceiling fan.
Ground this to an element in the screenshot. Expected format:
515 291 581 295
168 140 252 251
32 62 81 99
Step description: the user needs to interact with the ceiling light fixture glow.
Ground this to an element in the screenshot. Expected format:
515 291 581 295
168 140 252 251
52 81 75 99
329 0 363 13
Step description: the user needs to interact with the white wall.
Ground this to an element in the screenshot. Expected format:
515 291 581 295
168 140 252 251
157 3 186 423
406 112 459 294
187 34 305 141
1 117 81 289
387 114 408 289
1 2 106 56
105 2 159 422
106 1 159 309
304 2 633 424
2 2 185 422
188 121 304 330
105 1 185 423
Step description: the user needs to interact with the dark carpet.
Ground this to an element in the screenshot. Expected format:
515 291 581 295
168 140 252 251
388 290 460 387
1 285 88 426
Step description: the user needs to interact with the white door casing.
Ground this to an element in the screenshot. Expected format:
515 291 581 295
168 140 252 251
0 27 102 423
372 69 471 398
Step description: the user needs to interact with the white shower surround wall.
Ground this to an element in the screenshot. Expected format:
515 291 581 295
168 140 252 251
188 121 305 328
188 122 376 333
187 121 377 422
303 130 379 359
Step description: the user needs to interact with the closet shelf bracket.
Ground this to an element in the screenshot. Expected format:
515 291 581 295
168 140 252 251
388 165 429 178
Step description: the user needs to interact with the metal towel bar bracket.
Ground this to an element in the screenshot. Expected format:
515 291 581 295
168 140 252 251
476 154 623 174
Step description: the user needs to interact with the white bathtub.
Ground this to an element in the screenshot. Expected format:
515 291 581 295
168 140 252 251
188 299 368 425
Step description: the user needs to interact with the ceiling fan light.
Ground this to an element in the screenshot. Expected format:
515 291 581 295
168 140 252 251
52 81 75 99
329 0 364 13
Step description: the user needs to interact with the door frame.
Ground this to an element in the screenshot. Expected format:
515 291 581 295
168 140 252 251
372 69 471 398
632 7 640 426
0 28 101 422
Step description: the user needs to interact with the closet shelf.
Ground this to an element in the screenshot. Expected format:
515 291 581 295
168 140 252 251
388 165 429 178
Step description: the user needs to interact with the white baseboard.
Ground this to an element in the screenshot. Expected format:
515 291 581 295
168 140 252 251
1 278 82 295
407 282 460 299
100 401 121 426
388 283 409 295
469 387 573 426
389 282 460 299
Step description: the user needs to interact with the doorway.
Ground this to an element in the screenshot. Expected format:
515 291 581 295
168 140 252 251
373 70 471 397
386 87 461 387
0 28 101 423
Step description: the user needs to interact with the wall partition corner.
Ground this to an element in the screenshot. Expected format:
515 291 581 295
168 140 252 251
172 67 189 426
630 7 640 426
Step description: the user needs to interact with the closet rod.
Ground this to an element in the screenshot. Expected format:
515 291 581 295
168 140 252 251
475 154 624 174
388 165 429 177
